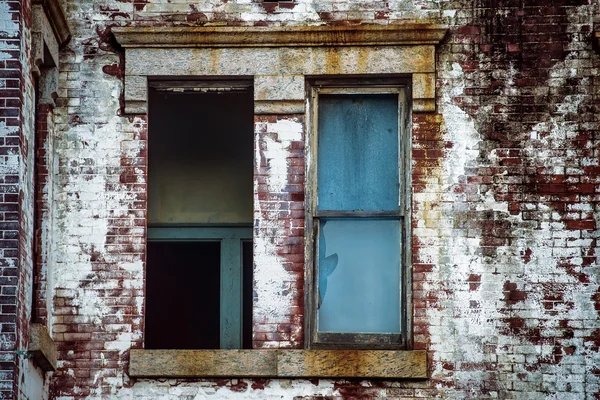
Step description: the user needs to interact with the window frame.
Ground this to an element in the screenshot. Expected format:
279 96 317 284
305 79 412 350
147 225 253 349
145 78 255 350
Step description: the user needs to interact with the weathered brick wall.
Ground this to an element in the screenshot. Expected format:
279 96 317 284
27 0 600 398
0 2 22 397
254 115 305 350
33 103 54 326
422 2 600 397
17 0 49 398
0 0 47 398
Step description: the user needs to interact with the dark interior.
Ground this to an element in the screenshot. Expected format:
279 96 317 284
145 241 221 349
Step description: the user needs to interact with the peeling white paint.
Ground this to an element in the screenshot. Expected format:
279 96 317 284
253 118 302 330
90 379 341 400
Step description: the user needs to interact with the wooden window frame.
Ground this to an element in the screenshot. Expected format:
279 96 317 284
147 225 253 349
305 79 412 350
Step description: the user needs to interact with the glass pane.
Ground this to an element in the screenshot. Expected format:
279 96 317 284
317 94 399 211
317 218 401 333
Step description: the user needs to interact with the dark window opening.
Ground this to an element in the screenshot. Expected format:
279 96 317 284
146 82 254 349
146 241 221 349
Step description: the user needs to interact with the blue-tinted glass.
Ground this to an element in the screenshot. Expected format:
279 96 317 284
317 218 401 333
318 94 399 211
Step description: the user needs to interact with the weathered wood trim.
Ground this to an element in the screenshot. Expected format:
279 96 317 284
314 210 402 218
128 349 427 379
113 24 447 48
28 323 57 372
306 84 411 349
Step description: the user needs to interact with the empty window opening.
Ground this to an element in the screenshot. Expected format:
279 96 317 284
146 82 254 349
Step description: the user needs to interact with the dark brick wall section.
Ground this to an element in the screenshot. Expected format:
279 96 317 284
0 0 23 398
33 104 52 325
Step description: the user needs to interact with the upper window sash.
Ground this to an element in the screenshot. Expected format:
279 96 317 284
310 86 408 218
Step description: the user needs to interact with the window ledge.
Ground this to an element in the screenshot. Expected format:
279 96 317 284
28 323 57 372
129 349 427 379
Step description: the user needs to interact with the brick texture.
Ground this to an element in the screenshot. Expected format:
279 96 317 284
1 0 598 398
0 1 23 398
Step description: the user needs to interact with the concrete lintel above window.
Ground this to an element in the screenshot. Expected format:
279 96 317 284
129 349 427 379
112 24 447 114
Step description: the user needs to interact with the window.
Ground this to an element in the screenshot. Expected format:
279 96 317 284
308 82 410 348
145 81 254 350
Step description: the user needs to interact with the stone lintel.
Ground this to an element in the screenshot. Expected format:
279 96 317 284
129 349 427 379
412 73 436 112
413 99 436 113
32 0 70 101
28 323 57 372
32 5 59 71
118 26 446 114
113 24 447 48
125 100 148 115
255 75 305 101
125 75 148 102
255 100 305 115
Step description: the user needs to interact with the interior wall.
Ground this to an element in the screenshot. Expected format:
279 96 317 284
148 88 254 225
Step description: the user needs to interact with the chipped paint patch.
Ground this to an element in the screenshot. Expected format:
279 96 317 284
253 117 303 345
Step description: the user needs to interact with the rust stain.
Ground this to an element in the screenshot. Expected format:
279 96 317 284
325 48 342 75
357 46 369 74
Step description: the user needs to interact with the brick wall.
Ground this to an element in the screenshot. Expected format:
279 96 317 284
33 104 52 326
0 1 23 398
0 0 44 398
14 0 600 398
253 115 305 350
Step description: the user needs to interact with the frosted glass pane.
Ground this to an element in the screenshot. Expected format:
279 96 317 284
317 218 401 333
318 94 399 211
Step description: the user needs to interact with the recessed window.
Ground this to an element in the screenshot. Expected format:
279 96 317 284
309 83 409 348
146 81 254 350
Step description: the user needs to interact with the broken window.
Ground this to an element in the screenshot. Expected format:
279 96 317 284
309 82 410 348
146 81 254 350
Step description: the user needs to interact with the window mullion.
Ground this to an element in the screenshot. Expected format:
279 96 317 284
220 238 242 349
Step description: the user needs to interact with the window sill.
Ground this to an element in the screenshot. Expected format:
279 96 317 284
129 349 427 379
